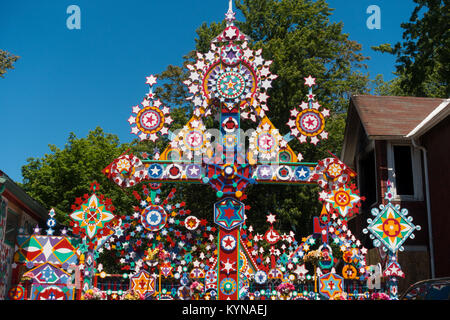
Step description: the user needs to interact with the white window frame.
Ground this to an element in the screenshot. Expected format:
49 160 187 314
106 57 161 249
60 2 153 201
387 141 424 201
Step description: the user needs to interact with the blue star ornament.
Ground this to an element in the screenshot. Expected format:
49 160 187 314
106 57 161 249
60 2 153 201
214 198 245 230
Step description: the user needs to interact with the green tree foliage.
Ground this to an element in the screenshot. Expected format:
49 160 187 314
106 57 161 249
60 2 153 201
0 49 19 78
154 0 370 236
372 0 449 97
21 127 136 224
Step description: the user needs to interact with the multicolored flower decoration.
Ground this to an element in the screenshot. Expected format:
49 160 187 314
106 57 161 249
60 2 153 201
319 184 364 221
104 183 217 278
311 156 355 190
69 182 117 247
184 22 277 121
102 153 147 188
249 122 284 161
128 75 173 142
287 76 330 145
363 183 421 253
170 118 212 160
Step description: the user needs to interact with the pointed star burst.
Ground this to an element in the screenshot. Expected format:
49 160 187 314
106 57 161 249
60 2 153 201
266 213 277 224
70 193 115 240
322 185 363 220
304 75 316 87
145 74 158 86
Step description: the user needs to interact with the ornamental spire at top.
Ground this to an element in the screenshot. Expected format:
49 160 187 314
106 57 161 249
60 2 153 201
225 0 236 25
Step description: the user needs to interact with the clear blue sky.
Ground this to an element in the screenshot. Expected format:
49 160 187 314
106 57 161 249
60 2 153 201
0 0 416 183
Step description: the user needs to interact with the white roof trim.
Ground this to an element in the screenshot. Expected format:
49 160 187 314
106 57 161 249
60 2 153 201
406 99 450 138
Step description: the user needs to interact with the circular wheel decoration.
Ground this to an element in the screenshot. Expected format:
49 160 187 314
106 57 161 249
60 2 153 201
220 278 237 296
287 76 329 145
184 215 200 231
205 270 217 284
136 107 164 133
223 134 238 150
342 264 358 279
276 165 292 181
140 205 168 232
311 157 351 189
148 163 164 180
254 270 268 284
250 125 282 161
166 164 183 179
184 129 204 150
382 218 402 238
256 165 273 180
222 116 239 133
128 75 172 142
294 166 311 181
185 164 202 179
321 185 363 220
173 120 211 160
265 227 281 245
185 31 277 121
216 71 246 100
108 154 147 188
8 285 25 300
297 109 324 136
221 234 237 252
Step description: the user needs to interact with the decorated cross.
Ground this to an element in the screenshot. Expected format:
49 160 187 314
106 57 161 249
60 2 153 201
103 4 360 300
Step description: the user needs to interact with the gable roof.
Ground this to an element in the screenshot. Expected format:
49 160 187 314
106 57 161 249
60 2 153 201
350 95 448 139
341 95 449 167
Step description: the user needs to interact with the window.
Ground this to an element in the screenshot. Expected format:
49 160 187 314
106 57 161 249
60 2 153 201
393 146 414 196
387 142 423 200
4 209 19 246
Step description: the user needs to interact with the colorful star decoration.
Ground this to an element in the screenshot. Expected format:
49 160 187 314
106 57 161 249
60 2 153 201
364 183 420 253
128 75 173 142
319 273 344 299
287 76 329 145
320 184 364 220
69 182 115 242
214 198 245 230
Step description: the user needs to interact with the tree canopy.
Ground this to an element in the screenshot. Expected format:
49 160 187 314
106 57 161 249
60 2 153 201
372 0 449 97
21 127 136 224
0 49 19 78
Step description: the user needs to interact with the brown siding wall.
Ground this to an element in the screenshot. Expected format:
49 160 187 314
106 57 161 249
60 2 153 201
421 115 450 277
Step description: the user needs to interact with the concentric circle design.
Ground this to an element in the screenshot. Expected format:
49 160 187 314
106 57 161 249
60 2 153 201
166 164 183 179
256 165 273 180
220 277 237 296
184 129 205 151
333 190 351 207
254 270 268 284
256 132 277 152
296 109 325 136
136 107 165 133
382 218 402 238
184 215 200 231
216 71 246 99
141 205 168 232
148 163 164 179
221 234 237 252
276 165 292 181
